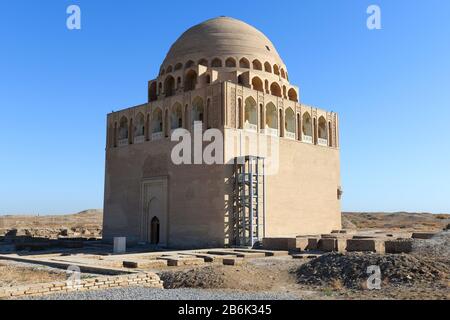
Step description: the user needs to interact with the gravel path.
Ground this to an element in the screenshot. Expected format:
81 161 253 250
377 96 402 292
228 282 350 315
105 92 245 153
22 287 298 300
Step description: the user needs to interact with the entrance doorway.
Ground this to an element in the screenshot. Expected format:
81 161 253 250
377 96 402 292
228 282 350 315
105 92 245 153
141 177 168 245
150 216 160 244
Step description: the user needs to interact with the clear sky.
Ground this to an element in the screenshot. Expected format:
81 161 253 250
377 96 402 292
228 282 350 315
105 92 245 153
1 0 449 215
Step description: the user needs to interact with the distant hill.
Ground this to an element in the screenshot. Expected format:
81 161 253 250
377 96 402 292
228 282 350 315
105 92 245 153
342 212 449 231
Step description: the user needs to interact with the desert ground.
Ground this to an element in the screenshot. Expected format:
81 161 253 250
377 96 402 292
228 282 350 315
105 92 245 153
0 210 448 300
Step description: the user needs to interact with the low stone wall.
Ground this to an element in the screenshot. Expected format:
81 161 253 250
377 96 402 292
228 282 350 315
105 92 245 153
0 272 163 299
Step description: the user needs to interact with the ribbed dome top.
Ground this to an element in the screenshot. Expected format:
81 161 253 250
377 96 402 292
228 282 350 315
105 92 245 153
161 17 286 69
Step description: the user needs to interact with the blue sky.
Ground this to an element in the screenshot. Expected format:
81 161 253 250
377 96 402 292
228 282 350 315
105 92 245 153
0 0 449 214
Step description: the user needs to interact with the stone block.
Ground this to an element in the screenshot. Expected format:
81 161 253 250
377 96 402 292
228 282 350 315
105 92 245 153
346 239 385 253
412 232 436 239
223 258 244 266
113 237 126 254
385 240 413 253
318 238 337 252
262 237 299 250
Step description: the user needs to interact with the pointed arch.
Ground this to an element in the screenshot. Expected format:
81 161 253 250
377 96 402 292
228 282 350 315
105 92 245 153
149 82 157 101
119 116 129 140
270 82 282 97
318 116 328 145
252 59 262 70
265 103 277 130
273 64 280 76
174 63 182 71
198 58 208 67
192 96 204 125
134 112 145 137
285 108 295 138
288 88 298 102
239 57 250 69
164 75 175 97
211 58 222 67
225 57 236 67
170 103 183 130
184 70 197 92
302 112 312 140
264 62 272 73
252 77 264 92
152 108 163 134
185 60 194 69
244 96 257 130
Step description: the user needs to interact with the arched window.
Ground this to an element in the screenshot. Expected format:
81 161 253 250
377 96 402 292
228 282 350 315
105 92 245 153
211 58 222 67
171 103 182 130
264 62 272 73
150 216 160 245
252 77 264 92
237 98 243 129
288 88 298 102
206 74 211 84
184 70 197 92
198 59 208 67
148 82 157 101
192 97 204 125
207 99 212 129
302 112 312 141
270 82 282 97
244 97 257 130
164 76 175 97
174 63 182 71
313 118 318 144
318 116 328 145
166 65 173 73
225 57 236 67
273 64 280 76
176 77 181 89
280 68 286 79
285 108 295 138
239 58 250 69
260 104 264 129
252 59 262 70
328 121 333 147
164 109 169 137
279 109 284 137
119 116 129 140
134 113 145 137
297 113 301 140
238 74 244 85
152 108 163 133
112 122 117 147
185 60 194 69
265 102 278 136
184 104 189 129
159 68 165 76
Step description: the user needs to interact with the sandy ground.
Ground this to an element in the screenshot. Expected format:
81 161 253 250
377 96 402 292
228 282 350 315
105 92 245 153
1 211 449 300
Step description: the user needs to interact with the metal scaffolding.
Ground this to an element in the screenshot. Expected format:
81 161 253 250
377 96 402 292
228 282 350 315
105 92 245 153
233 156 266 247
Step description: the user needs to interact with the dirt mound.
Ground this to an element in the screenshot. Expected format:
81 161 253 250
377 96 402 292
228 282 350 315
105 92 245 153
294 252 449 289
412 231 450 261
159 266 225 289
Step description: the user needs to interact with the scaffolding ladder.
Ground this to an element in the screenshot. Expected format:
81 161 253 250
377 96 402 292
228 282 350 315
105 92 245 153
233 156 266 247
